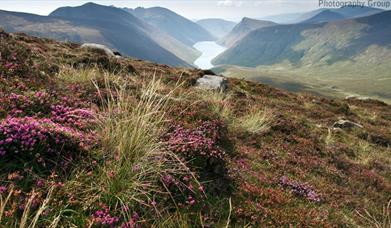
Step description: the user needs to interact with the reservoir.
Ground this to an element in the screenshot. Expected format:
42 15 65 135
193 41 226 69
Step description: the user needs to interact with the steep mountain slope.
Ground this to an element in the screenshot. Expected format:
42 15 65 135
1 29 390 227
214 10 391 67
213 10 391 100
196 18 236 39
0 3 196 67
263 6 383 24
50 3 199 66
126 7 215 46
218 17 277 47
303 10 345 24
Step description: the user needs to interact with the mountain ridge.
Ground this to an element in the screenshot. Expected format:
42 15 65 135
196 18 236 39
218 17 277 47
125 6 216 46
0 3 198 67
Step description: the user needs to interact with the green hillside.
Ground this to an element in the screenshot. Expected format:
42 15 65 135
1 29 390 227
213 11 391 101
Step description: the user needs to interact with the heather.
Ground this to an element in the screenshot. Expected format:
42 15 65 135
0 30 390 227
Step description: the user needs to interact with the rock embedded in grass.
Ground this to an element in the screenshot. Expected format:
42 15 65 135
80 43 121 58
195 75 228 91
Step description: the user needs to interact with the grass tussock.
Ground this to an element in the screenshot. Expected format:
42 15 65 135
86 72 197 218
234 108 274 134
57 65 100 83
197 89 233 120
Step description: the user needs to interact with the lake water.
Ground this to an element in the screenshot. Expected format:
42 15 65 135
193 41 226 69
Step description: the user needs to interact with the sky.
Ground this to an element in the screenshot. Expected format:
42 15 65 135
0 0 323 21
0 0 388 21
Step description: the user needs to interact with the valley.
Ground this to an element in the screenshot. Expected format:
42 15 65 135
0 2 390 226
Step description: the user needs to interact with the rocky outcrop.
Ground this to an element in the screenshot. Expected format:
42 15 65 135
195 75 228 91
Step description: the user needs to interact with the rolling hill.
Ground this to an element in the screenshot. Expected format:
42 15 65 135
0 3 198 67
196 18 236 39
125 7 215 46
217 17 277 47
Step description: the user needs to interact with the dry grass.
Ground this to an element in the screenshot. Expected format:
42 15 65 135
80 72 198 219
356 199 391 228
0 186 56 228
57 65 100 83
197 90 233 120
234 108 274 134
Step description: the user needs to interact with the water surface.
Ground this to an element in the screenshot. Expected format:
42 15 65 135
193 41 226 69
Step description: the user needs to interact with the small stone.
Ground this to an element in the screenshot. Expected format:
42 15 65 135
332 119 363 130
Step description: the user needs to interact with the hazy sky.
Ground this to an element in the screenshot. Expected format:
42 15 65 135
0 0 388 21
0 0 323 21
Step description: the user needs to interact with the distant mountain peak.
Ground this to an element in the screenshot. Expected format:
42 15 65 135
218 17 276 47
303 9 345 24
127 6 215 45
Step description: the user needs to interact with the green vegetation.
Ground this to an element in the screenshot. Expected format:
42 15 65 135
213 11 391 102
1 29 390 227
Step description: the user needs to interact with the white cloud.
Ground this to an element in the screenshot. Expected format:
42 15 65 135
217 0 244 7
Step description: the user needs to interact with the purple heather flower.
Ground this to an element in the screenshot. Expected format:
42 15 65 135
0 186 7 194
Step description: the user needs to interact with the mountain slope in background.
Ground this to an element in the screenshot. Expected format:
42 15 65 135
126 7 215 46
263 6 384 24
214 10 391 67
303 10 345 24
50 3 199 66
0 3 197 67
196 18 236 39
213 10 391 99
218 17 277 47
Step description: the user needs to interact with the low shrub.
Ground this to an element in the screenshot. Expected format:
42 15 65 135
163 120 226 161
0 116 95 165
0 34 56 79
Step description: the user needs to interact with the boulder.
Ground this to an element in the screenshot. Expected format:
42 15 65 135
80 43 121 58
195 75 228 91
332 120 363 130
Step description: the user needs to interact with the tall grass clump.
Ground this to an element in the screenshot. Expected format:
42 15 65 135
86 73 199 223
234 108 273 134
57 65 99 83
197 90 232 120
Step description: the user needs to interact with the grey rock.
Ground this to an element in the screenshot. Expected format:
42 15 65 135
332 119 363 129
81 43 121 58
196 75 228 91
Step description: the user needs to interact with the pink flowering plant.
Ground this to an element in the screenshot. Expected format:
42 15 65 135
0 116 96 168
163 120 226 162
279 176 321 202
7 91 54 117
0 35 56 79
